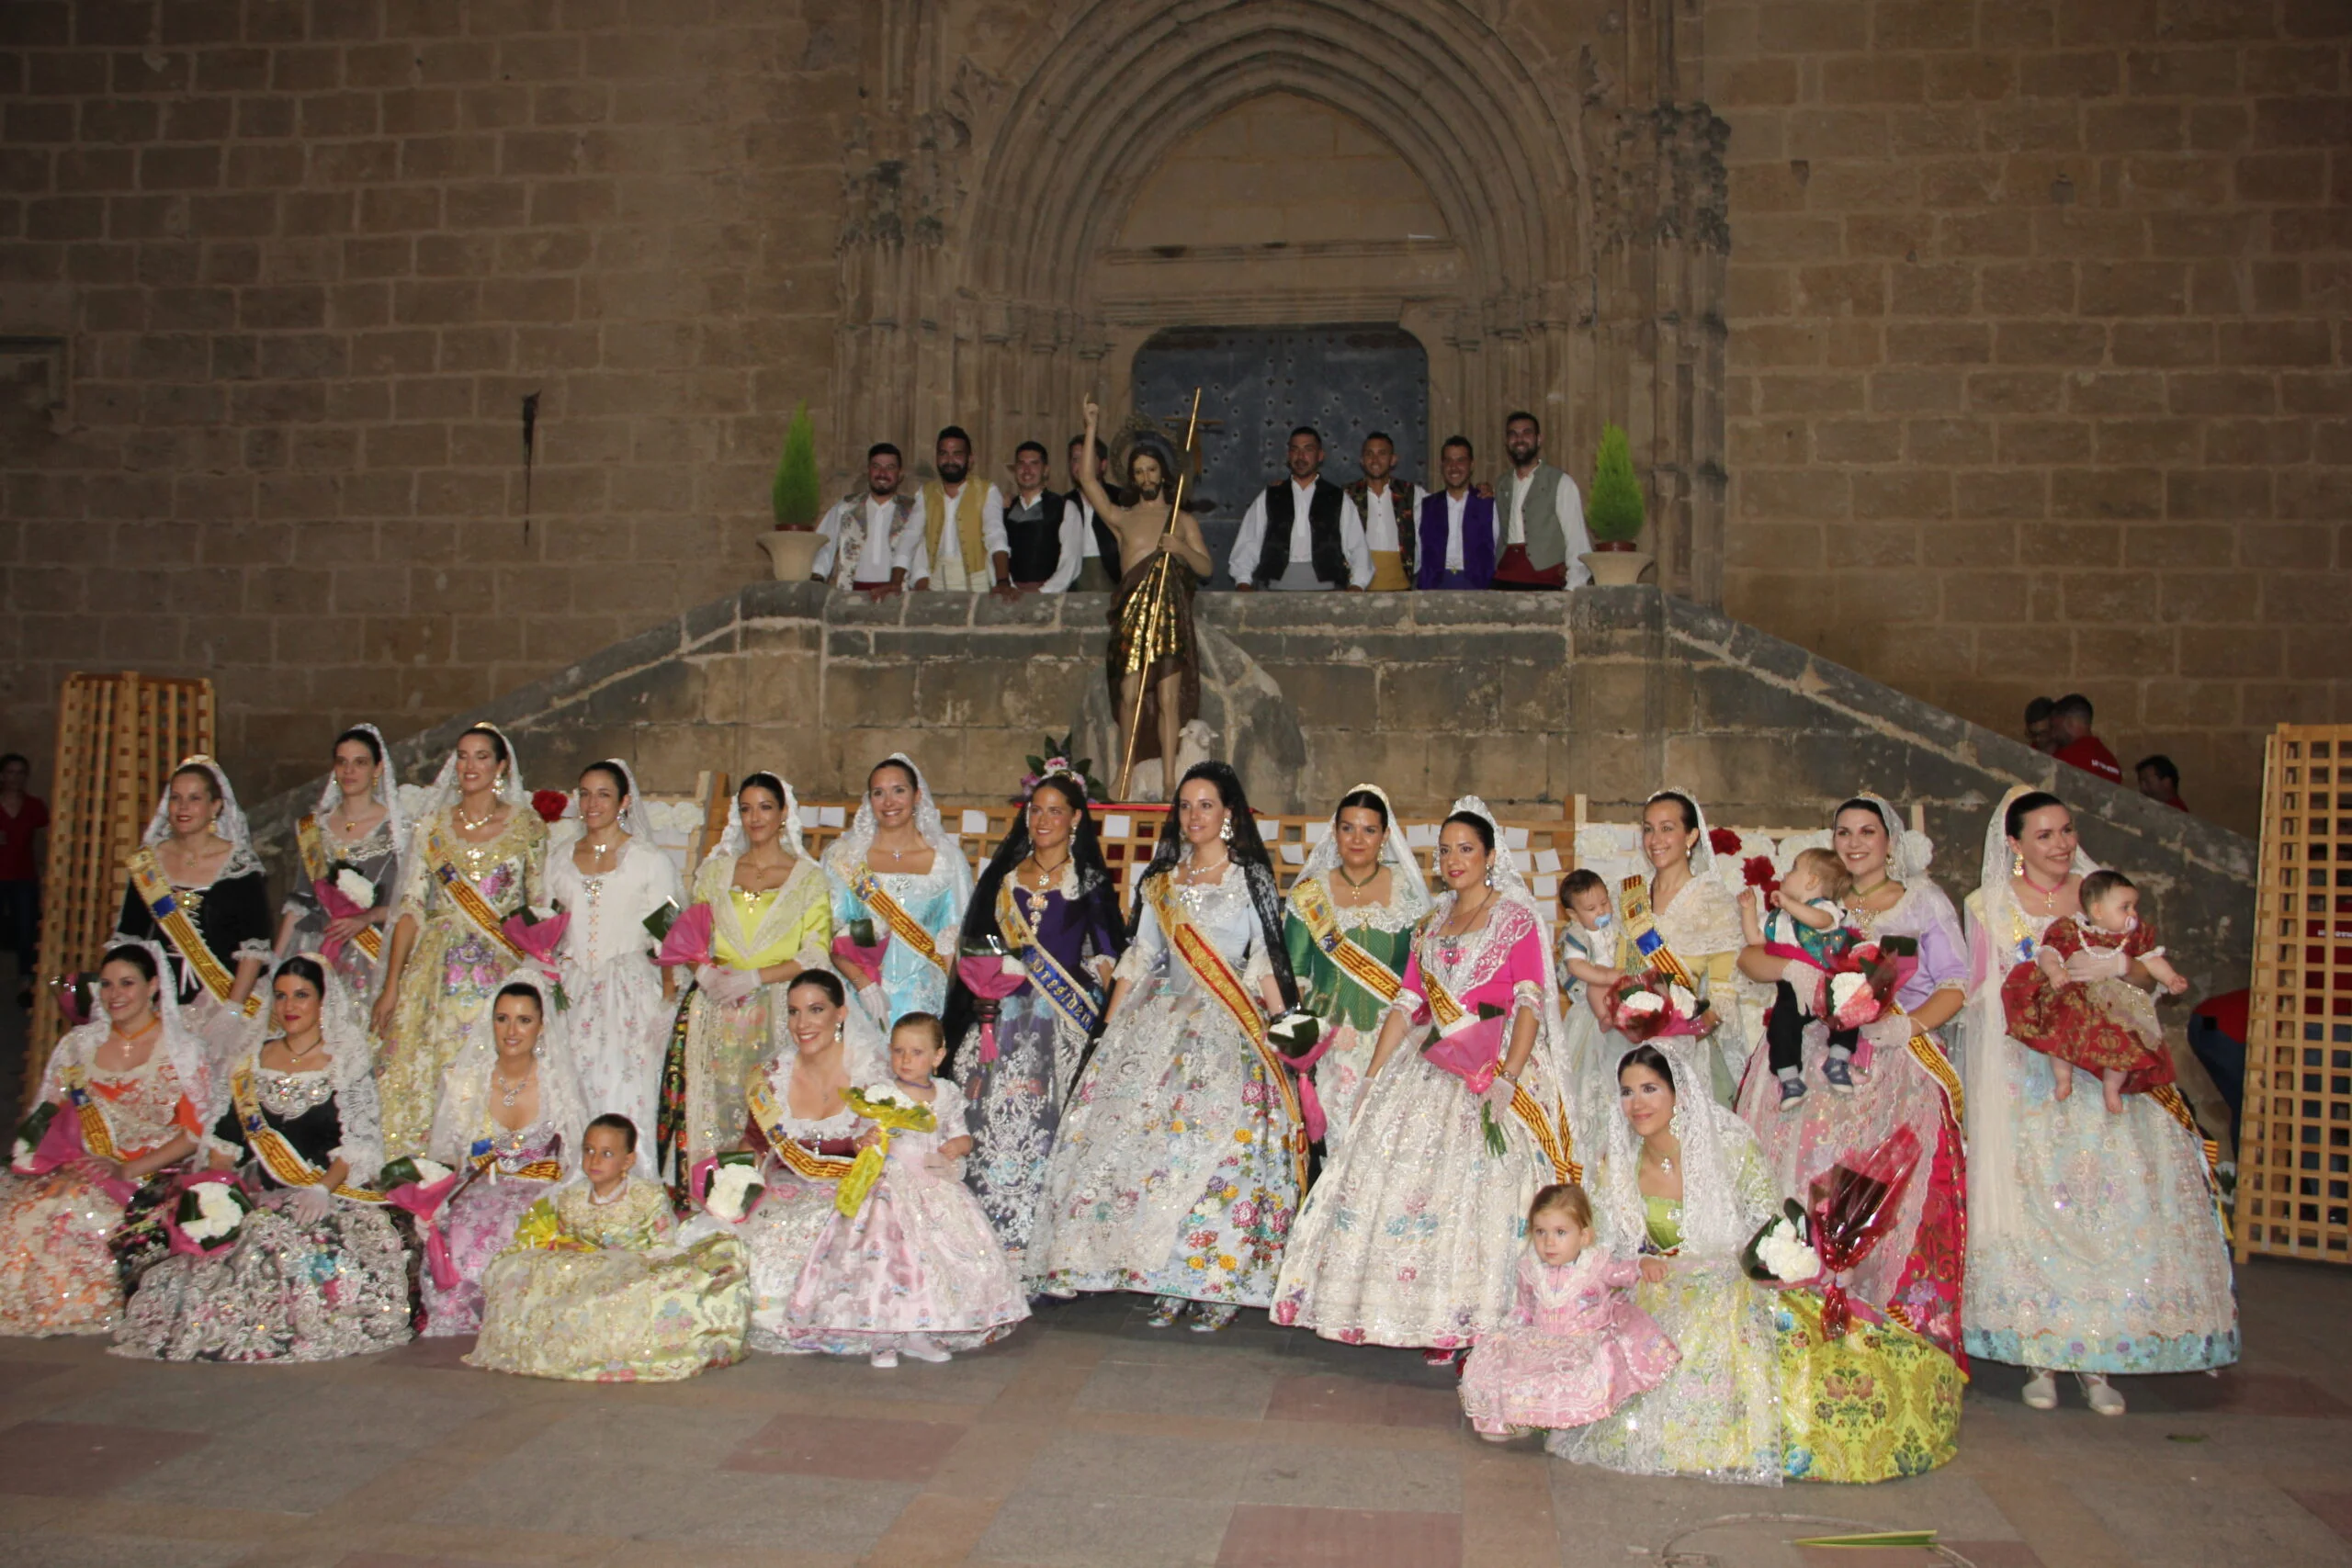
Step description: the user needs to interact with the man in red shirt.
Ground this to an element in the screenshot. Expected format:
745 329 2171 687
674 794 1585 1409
0 753 48 1009
2048 694 2121 785
2135 754 2189 813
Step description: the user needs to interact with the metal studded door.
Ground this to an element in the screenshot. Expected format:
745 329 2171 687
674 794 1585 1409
1130 324 1430 589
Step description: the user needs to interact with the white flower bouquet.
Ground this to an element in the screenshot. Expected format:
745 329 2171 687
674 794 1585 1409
691 1150 767 1224
165 1173 256 1258
1740 1198 1822 1285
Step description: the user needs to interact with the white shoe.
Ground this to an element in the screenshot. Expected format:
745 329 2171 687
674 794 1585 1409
870 1350 899 1370
899 1337 952 1364
2080 1373 2126 1416
2021 1371 2058 1410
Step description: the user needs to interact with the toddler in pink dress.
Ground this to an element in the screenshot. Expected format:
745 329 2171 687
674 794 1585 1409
1459 1182 1679 1441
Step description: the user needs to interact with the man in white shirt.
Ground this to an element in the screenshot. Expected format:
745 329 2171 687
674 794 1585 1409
1229 425 1373 592
1066 434 1118 592
1415 434 1498 588
1342 430 1419 591
809 442 927 597
1490 410 1592 590
998 440 1084 593
918 424 1014 597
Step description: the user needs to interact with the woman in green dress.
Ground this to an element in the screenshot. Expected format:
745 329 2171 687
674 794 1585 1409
1552 1038 1962 1483
1279 784 1430 1153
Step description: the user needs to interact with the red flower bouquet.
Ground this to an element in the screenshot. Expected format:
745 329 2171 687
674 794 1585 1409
832 918 888 986
530 789 570 824
1805 1124 1921 1337
1600 971 1713 1043
1709 826 1743 859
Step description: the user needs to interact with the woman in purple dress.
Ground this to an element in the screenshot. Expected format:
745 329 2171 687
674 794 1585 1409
420 965 588 1336
943 773 1127 1278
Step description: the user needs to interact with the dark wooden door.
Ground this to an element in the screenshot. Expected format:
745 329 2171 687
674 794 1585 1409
1131 323 1429 589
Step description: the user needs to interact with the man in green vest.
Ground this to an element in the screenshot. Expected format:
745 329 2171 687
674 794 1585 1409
1490 410 1593 590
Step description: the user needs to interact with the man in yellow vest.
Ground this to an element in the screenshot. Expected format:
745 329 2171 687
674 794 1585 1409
917 424 1014 598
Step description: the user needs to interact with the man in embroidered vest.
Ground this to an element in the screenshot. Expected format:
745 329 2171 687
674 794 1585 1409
999 441 1083 593
811 442 928 597
1069 433 1120 592
1343 431 1419 592
917 424 1013 597
1230 425 1373 592
1490 411 1593 590
1417 435 1498 589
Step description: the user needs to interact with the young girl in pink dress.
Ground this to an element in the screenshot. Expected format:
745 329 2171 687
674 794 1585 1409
784 1012 1029 1368
1458 1182 1679 1441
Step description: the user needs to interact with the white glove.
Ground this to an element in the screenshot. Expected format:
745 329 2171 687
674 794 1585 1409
1481 1075 1518 1117
697 964 760 1004
288 1183 334 1224
2064 947 2129 984
923 1151 960 1179
1859 1013 1914 1052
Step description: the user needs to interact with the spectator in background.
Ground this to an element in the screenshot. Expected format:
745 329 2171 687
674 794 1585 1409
0 753 45 1010
2136 755 2188 814
2024 696 2057 754
2048 694 2121 785
1069 434 1119 592
2188 988 2247 1134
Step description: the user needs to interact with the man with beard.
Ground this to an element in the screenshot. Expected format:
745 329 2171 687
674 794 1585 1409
998 440 1085 594
1069 399 1213 796
1342 430 1419 592
1490 410 1592 590
918 424 1014 596
1228 425 1373 592
811 442 927 597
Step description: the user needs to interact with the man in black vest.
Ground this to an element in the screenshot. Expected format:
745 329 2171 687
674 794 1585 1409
1228 425 1373 592
998 440 1083 594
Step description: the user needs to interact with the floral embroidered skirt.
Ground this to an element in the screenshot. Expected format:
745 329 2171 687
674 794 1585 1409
469 1233 749 1382
0 1167 140 1336
2002 965 2174 1092
783 1167 1028 1354
956 988 1088 1278
423 1175 553 1337
114 1193 413 1363
1460 1301 1679 1435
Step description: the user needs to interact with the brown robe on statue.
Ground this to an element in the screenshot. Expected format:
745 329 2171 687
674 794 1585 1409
1106 555 1201 772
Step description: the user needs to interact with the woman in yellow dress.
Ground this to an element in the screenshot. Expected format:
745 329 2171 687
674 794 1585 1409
658 772 830 1187
372 724 548 1157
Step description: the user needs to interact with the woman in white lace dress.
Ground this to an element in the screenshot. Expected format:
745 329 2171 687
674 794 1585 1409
548 760 681 1177
1033 761 1304 1332
1619 789 1752 1103
275 724 401 1002
1272 798 1574 1358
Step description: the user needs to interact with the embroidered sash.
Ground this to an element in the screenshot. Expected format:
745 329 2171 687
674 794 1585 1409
229 1066 383 1201
425 827 529 966
296 815 382 964
1145 877 1307 1192
126 849 262 1018
744 1071 857 1182
1617 874 1695 989
2150 1082 2225 1211
848 864 950 976
465 1136 564 1184
54 1063 121 1162
1419 964 1580 1185
1289 877 1406 1008
1894 1010 1965 1124
998 883 1102 1036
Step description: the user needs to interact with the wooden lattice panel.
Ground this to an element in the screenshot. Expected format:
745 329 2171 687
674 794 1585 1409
2240 726 2352 1263
27 673 214 1098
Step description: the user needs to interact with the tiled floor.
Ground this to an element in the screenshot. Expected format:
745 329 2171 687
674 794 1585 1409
0 1269 2348 1568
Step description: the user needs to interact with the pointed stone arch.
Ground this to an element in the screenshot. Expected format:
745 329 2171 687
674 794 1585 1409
832 0 1725 601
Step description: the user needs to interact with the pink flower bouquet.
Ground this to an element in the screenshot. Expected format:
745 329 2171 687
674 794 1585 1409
956 951 1027 1064
654 901 717 969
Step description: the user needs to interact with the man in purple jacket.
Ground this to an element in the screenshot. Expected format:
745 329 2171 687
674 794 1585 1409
1416 434 1495 589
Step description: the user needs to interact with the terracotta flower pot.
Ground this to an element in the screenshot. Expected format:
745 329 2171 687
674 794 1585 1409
757 529 825 582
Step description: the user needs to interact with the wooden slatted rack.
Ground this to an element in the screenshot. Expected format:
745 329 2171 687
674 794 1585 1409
26 673 214 1099
2239 725 2352 1264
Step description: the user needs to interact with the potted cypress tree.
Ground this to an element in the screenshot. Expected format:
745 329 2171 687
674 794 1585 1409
1578 422 1654 587
755 401 827 581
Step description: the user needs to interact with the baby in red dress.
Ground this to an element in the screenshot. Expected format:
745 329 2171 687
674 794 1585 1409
1457 1182 1679 1442
2002 870 2189 1113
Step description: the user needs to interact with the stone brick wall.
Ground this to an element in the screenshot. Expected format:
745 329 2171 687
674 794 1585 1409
0 0 859 796
1708 0 2352 835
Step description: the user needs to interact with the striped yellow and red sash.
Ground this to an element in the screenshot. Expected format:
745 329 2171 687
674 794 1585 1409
1288 876 1406 1007
1420 966 1579 1185
230 1066 384 1202
425 827 529 966
1617 874 1695 989
745 1071 857 1182
126 849 263 1018
1145 876 1307 1192
847 865 951 976
467 1147 565 1183
296 815 383 964
54 1063 121 1162
998 883 1102 1035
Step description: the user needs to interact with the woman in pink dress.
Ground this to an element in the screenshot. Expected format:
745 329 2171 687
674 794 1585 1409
1460 1182 1679 1440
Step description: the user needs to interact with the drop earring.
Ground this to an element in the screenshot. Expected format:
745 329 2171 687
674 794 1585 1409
1219 817 1233 843
2011 852 2024 878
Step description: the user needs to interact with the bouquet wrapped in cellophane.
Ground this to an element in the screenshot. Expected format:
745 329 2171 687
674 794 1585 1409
956 934 1027 1065
1600 971 1712 1043
1805 1124 1921 1337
